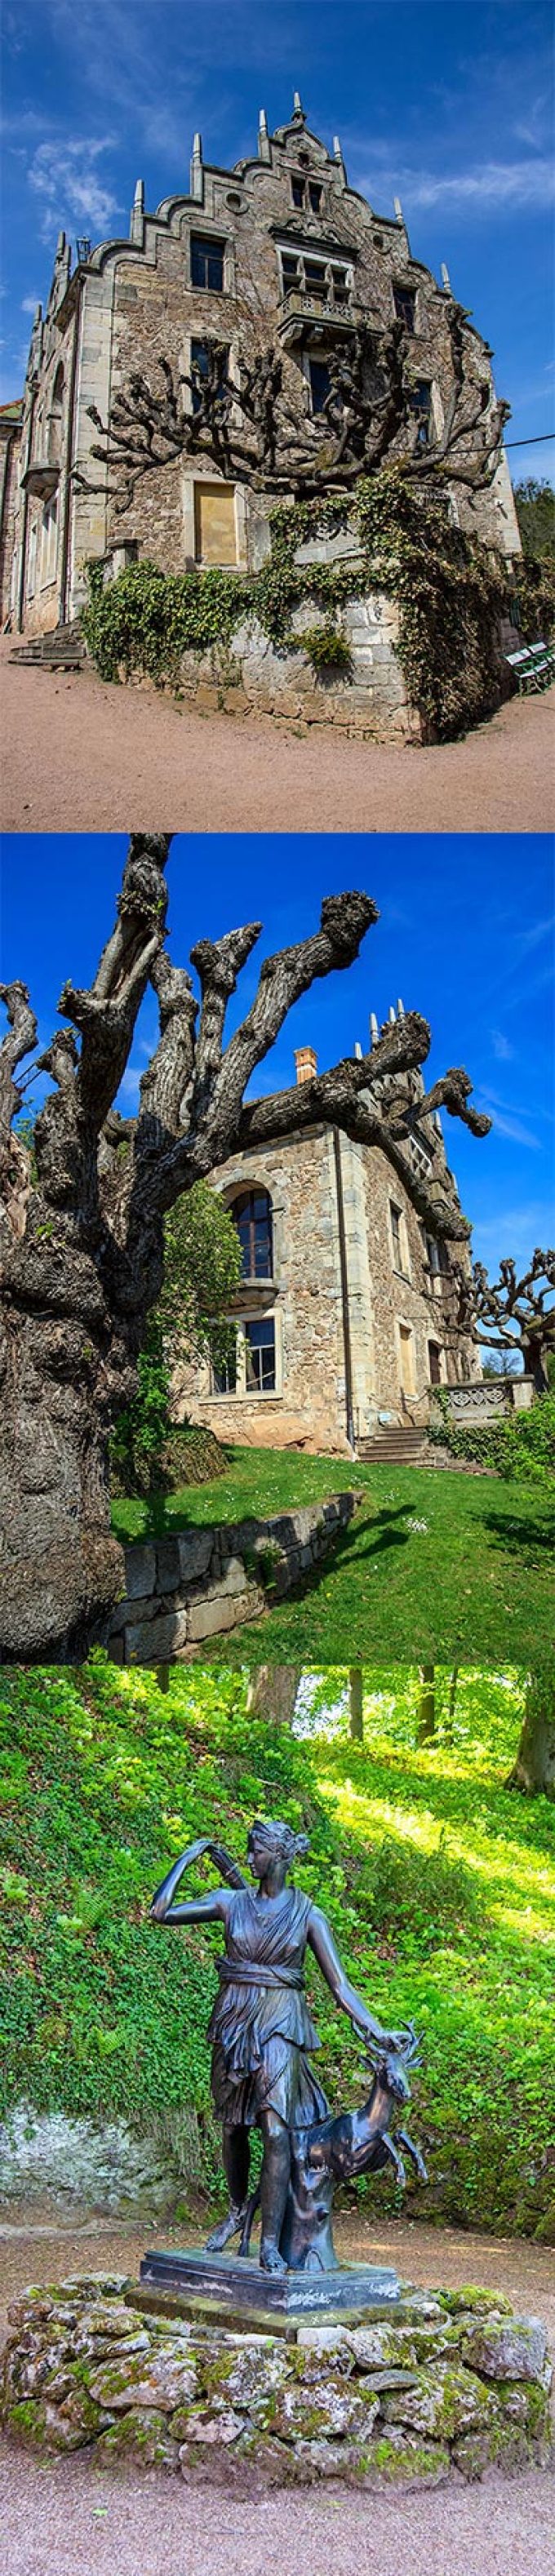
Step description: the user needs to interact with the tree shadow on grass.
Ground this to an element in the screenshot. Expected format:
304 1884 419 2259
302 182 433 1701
482 1508 555 1560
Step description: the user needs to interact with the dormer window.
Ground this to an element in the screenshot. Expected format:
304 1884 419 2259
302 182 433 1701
393 285 416 334
291 174 323 214
191 234 225 291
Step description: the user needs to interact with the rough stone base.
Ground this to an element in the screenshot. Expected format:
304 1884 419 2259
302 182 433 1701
2 2272 552 2494
106 1490 362 1663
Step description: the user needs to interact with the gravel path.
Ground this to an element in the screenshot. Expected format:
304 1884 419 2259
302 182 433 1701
2 651 553 833
2 2209 553 2575
1 2441 553 2576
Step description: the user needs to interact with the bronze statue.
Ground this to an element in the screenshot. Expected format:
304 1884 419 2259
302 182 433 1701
150 1819 422 2275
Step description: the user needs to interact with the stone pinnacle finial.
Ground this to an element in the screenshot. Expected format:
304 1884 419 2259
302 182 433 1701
293 90 304 118
393 196 403 224
193 132 202 161
441 261 451 291
259 108 268 133
333 135 342 161
370 1011 379 1048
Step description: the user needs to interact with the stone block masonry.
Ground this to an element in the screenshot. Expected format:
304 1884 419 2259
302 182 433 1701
107 1491 361 1663
2 2273 552 2491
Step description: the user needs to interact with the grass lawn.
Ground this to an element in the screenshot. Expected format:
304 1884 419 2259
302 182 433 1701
111 1448 554 1663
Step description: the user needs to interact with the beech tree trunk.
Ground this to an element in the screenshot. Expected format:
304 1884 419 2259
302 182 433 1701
505 1675 555 1799
349 1669 364 1741
0 835 490 1662
246 1666 302 1726
417 1664 437 1742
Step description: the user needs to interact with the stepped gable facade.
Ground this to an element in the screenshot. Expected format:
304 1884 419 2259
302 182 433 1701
178 1006 481 1457
3 95 520 640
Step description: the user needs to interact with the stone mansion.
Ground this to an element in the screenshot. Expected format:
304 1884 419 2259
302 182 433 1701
1 95 520 645
178 1009 481 1457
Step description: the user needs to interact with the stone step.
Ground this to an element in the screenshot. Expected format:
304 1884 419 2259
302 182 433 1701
8 624 85 669
357 1432 428 1462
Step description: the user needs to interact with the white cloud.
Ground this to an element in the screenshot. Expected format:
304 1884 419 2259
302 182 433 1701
491 1029 515 1062
28 135 121 244
406 158 555 214
21 294 40 313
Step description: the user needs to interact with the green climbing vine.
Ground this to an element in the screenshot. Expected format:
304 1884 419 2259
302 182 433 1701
82 469 510 741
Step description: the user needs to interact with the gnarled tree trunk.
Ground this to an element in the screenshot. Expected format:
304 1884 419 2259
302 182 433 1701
0 836 490 1662
505 1675 555 1799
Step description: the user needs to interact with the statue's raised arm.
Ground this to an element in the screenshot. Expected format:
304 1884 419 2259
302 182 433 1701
149 1835 247 1925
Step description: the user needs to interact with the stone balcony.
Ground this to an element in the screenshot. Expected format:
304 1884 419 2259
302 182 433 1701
21 458 60 500
278 288 366 347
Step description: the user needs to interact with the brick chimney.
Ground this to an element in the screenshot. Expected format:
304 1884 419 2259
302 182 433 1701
294 1046 317 1086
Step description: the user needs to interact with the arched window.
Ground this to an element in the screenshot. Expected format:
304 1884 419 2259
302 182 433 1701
47 364 64 464
231 1187 273 1279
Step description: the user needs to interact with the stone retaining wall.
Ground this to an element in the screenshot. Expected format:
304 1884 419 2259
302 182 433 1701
2 2273 552 2492
108 1491 361 1663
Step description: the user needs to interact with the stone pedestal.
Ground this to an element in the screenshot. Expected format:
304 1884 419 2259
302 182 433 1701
139 2247 402 2334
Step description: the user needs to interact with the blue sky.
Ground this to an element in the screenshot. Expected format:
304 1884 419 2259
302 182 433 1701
1 0 554 484
2 830 553 1277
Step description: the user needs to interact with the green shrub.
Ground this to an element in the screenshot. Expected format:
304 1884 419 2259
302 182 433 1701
297 623 353 674
430 1388 555 1481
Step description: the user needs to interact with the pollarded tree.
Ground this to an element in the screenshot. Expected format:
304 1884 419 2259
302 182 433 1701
0 834 491 1663
454 1252 555 1390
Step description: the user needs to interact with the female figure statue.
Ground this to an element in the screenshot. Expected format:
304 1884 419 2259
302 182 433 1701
150 1817 404 2276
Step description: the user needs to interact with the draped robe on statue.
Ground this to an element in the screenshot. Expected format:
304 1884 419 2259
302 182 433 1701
207 1886 329 2131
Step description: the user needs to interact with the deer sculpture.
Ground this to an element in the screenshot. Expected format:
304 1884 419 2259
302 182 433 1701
238 2024 427 2273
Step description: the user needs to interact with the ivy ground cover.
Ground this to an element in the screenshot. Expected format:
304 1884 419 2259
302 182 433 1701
0 1663 553 2239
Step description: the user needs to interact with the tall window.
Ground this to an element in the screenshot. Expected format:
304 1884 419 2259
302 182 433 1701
407 380 433 448
245 1317 276 1392
428 1341 442 1386
304 260 327 306
232 1188 273 1279
41 497 58 586
393 285 415 334
47 362 64 464
390 1202 402 1269
191 234 225 291
309 357 331 415
190 340 229 411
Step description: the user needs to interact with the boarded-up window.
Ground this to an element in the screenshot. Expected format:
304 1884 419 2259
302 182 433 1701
194 482 237 566
398 1324 415 1396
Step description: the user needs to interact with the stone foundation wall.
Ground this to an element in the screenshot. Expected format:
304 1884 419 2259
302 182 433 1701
107 1491 361 1663
118 592 419 741
2 2273 552 2492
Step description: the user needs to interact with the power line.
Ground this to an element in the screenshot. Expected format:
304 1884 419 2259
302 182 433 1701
504 433 555 448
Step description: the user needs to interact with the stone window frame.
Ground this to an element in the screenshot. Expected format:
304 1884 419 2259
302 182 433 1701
427 1337 445 1388
40 494 59 588
389 1197 412 1284
393 281 418 336
396 1315 416 1397
290 171 325 216
277 240 354 312
187 226 235 299
26 515 38 600
181 466 247 571
47 361 64 464
229 1184 274 1283
209 1306 283 1401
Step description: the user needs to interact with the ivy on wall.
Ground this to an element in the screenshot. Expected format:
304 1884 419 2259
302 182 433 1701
82 469 511 742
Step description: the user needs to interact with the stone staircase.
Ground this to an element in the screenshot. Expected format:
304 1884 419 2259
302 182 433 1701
357 1425 429 1464
8 622 86 671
